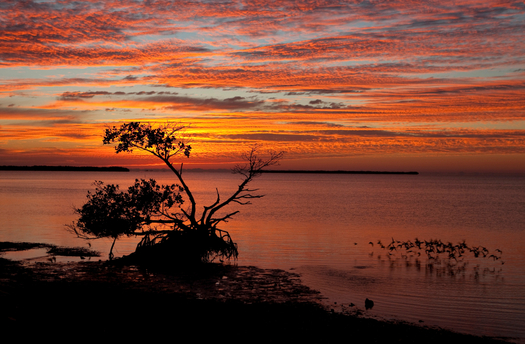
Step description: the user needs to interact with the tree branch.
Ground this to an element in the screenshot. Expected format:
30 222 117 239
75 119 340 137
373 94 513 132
73 122 281 262
201 188 221 225
209 211 240 227
204 147 283 226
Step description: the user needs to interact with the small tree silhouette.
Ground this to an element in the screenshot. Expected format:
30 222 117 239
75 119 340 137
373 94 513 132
68 122 283 264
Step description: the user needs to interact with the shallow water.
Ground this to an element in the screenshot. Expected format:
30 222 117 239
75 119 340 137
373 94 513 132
1 170 524 341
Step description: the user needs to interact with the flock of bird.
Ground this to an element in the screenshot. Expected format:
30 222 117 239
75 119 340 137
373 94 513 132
350 238 505 315
369 237 503 263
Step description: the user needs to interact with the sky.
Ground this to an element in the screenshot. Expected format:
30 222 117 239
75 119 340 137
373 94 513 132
1 0 524 173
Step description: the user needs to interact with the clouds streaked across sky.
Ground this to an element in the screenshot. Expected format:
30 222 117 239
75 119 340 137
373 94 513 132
1 0 524 172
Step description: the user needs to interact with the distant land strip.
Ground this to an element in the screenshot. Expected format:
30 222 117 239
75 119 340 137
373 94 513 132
262 170 419 175
0 165 130 172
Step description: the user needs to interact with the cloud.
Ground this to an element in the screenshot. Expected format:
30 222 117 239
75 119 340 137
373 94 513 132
1 0 524 167
0 106 84 123
0 77 138 93
58 91 113 100
285 121 345 128
56 90 177 101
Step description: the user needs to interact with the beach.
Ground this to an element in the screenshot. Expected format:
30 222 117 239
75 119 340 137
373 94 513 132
0 243 509 343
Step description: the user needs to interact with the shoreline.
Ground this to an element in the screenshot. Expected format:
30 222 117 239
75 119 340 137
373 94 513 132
0 242 510 342
262 170 419 175
0 165 129 172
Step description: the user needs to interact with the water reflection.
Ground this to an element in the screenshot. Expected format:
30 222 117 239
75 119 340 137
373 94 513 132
1 171 524 340
368 237 505 283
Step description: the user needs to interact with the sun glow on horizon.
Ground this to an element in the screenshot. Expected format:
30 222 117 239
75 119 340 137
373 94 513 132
1 0 524 173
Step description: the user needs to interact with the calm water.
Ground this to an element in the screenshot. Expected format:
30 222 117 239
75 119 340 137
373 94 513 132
1 170 524 341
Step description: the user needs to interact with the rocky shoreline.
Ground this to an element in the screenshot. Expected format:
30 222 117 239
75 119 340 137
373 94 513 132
0 242 511 342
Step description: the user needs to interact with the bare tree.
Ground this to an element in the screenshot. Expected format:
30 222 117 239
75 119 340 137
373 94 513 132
68 122 283 264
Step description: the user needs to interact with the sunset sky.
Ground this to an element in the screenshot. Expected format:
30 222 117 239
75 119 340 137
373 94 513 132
1 0 524 173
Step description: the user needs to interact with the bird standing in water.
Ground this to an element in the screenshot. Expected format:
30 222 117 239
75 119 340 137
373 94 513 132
365 298 374 310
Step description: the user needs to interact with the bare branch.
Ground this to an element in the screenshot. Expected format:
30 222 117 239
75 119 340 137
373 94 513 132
201 188 221 224
209 211 240 227
71 122 281 263
205 147 284 226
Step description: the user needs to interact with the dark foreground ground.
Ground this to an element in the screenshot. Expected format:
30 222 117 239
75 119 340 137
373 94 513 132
0 245 511 343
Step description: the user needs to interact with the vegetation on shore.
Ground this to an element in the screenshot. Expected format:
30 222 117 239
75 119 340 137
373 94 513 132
68 122 283 263
0 241 100 259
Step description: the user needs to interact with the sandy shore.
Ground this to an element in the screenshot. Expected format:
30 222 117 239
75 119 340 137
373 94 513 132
0 243 511 343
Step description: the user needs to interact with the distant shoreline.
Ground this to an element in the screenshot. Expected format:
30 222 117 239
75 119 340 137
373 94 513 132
0 166 419 174
261 170 419 175
0 165 130 172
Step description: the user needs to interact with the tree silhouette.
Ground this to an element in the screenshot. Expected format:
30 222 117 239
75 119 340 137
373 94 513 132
68 122 283 263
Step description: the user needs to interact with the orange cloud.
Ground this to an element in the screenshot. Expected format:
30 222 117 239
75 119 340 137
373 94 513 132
1 0 524 172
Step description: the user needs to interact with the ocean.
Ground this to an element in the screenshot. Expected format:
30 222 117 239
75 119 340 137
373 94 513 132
1 170 524 341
